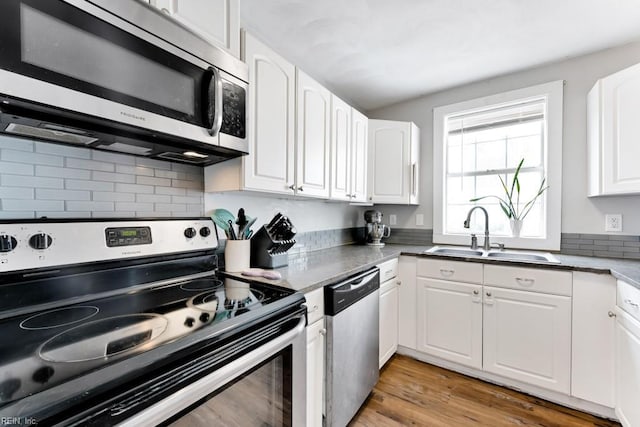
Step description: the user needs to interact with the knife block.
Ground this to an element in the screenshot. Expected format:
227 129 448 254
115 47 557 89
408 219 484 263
250 225 296 269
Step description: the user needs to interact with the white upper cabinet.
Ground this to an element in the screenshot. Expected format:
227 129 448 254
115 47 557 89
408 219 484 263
241 32 295 194
588 62 640 196
350 109 369 202
368 120 420 204
330 95 352 201
204 31 296 194
329 96 369 202
296 70 331 199
151 0 240 57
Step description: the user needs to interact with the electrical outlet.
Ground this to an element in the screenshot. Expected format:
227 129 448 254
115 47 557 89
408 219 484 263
389 214 397 226
416 213 424 226
605 214 622 232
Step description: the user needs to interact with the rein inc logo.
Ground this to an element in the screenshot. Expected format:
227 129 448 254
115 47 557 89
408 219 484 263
1 417 37 425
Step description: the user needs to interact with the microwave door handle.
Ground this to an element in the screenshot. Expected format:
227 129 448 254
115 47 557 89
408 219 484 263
203 67 223 136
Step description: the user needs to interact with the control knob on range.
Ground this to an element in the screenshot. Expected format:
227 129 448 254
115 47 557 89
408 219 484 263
29 233 52 250
184 227 197 239
199 227 211 237
0 235 17 252
199 313 210 323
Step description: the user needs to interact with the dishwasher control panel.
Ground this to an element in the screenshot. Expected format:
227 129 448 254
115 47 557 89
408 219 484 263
324 268 379 316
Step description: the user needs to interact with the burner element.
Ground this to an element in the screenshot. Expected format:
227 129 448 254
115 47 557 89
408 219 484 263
20 306 99 330
39 314 167 363
179 278 223 292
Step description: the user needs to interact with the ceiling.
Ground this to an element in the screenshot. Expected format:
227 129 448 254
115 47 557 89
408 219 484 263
240 0 640 111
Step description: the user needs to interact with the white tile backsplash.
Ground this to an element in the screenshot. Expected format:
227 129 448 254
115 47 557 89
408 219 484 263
0 136 204 219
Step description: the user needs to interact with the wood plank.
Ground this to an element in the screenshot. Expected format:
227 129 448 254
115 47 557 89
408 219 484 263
350 355 620 427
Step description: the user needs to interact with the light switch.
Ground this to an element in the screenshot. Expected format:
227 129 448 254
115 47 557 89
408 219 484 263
389 214 397 226
416 214 424 226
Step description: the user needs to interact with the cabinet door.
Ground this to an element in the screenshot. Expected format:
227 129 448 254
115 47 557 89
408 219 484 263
241 32 296 194
416 278 483 369
483 286 571 393
306 319 325 427
153 0 240 57
571 272 615 408
397 256 417 349
379 279 399 368
600 62 640 195
330 95 352 201
350 109 368 202
296 70 331 199
409 122 420 205
616 309 640 427
368 120 412 204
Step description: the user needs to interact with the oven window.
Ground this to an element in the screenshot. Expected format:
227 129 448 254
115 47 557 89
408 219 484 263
165 350 292 427
20 4 195 116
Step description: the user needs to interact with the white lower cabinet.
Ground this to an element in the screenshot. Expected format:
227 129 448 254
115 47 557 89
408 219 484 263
304 288 325 427
379 278 399 368
306 318 325 427
416 278 482 369
483 286 571 393
397 256 417 350
616 280 640 427
571 272 616 407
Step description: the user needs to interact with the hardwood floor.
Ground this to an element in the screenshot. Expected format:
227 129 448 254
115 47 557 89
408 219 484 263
349 355 620 427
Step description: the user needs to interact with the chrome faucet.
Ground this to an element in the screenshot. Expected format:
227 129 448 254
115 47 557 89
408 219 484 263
464 206 490 251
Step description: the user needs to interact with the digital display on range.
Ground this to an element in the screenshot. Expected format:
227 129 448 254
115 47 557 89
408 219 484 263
105 227 152 247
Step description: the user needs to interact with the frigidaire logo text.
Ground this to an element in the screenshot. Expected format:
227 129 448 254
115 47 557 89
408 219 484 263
122 251 142 256
120 111 146 121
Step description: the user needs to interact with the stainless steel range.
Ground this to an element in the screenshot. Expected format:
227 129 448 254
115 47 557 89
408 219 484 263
0 218 306 426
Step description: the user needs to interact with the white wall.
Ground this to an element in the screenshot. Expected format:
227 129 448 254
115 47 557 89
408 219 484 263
368 40 640 235
204 192 364 233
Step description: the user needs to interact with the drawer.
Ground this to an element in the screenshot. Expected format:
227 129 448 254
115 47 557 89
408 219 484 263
304 287 325 324
618 280 640 323
380 277 399 295
484 265 572 296
417 258 483 284
377 258 398 282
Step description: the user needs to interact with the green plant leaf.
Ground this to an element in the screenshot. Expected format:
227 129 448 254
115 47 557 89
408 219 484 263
499 200 512 218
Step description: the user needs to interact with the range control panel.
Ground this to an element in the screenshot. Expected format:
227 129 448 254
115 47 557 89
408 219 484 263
105 227 152 247
0 219 218 273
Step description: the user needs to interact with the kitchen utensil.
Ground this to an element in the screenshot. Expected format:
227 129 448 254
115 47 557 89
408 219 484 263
228 220 237 240
236 208 248 236
243 217 257 239
212 209 235 235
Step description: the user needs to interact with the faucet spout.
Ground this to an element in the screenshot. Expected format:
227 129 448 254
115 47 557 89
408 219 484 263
464 206 490 251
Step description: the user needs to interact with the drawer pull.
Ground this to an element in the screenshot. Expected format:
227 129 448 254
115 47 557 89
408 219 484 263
486 291 492 297
303 303 319 313
624 299 639 308
473 290 479 295
439 269 455 277
515 277 535 286
319 328 326 336
608 311 616 318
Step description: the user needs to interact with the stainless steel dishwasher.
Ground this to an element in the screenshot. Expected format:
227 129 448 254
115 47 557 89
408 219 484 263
325 268 380 427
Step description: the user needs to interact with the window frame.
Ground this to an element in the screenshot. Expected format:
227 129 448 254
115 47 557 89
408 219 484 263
433 81 564 251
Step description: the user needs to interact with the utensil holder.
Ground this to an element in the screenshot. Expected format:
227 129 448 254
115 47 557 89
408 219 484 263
224 239 251 272
250 225 296 269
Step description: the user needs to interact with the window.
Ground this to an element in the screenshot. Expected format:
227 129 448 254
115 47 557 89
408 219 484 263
433 81 563 250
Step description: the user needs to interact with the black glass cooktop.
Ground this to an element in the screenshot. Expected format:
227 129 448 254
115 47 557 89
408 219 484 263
0 274 293 406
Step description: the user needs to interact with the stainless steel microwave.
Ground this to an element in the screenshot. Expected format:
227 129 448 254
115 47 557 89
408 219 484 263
0 0 248 165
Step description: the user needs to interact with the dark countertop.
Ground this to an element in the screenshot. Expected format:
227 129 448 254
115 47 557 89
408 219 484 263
225 244 640 293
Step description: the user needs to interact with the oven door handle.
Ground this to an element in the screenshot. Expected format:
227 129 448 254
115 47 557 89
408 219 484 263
116 314 306 427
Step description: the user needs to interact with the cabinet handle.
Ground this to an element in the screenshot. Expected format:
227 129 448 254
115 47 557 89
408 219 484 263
486 291 492 297
624 299 639 308
439 269 454 277
473 290 479 295
515 277 535 286
319 328 326 336
608 311 616 318
411 163 417 197
288 184 295 191
161 7 171 14
397 281 402 286
302 303 319 313
297 186 304 192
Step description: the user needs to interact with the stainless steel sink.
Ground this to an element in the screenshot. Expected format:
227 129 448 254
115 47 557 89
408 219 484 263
428 248 484 257
425 246 559 263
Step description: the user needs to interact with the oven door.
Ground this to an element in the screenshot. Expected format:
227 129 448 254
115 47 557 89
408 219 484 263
81 313 307 427
0 0 241 149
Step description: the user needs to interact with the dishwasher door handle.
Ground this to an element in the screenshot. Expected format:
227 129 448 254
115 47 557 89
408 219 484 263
333 270 378 292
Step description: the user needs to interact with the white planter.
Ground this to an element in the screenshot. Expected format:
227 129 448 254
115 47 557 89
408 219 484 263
510 219 523 237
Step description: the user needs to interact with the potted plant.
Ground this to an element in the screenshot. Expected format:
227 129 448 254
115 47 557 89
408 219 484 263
470 158 548 237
